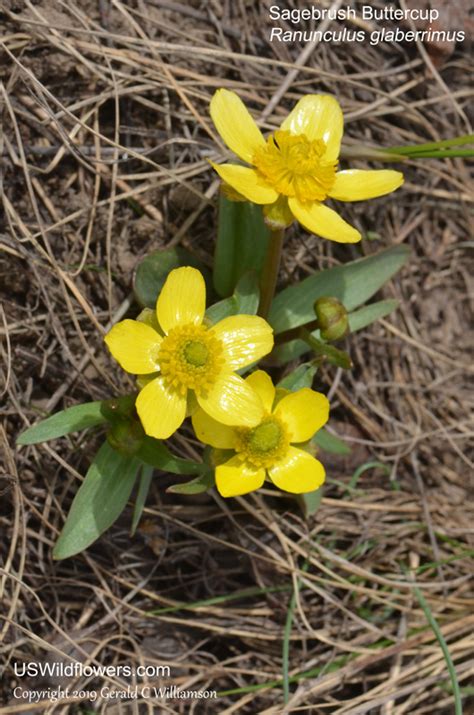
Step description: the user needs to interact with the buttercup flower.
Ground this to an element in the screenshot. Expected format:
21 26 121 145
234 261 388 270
192 370 329 497
210 89 404 242
105 267 273 439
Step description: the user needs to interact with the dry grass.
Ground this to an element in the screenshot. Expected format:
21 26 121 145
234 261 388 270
1 1 473 713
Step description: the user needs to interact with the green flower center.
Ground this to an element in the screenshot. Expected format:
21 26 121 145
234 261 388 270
253 130 337 202
248 420 282 453
158 325 224 396
184 340 209 367
235 416 290 469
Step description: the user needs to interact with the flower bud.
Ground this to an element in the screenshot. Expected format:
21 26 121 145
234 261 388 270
107 418 145 457
314 296 349 342
101 395 137 422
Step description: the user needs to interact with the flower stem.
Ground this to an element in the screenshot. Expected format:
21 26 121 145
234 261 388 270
341 134 474 162
258 227 284 319
386 133 474 154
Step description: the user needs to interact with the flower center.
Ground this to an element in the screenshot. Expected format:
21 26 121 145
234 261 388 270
158 325 223 396
235 415 290 469
183 340 208 367
253 130 337 202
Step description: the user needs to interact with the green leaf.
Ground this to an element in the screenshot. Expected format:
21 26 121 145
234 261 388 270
53 442 140 560
234 271 260 315
269 245 410 333
313 428 351 456
133 247 208 309
167 471 214 494
131 464 153 536
272 298 401 365
17 402 107 445
348 299 398 332
205 296 237 325
278 363 317 391
348 461 390 490
297 486 324 518
136 437 205 475
205 272 260 325
214 195 270 297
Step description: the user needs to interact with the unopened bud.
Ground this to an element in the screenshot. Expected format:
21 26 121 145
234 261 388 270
314 296 349 342
107 418 145 457
101 395 137 422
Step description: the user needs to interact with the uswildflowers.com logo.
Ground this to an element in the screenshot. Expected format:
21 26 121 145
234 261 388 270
13 661 171 679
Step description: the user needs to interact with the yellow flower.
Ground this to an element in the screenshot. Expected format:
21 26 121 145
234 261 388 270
105 267 274 439
192 370 329 497
210 89 404 242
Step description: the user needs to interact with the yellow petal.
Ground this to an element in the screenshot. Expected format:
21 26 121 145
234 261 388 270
197 372 263 427
210 88 266 164
268 447 325 493
274 388 329 442
216 455 265 497
211 163 278 205
105 320 162 374
329 170 404 202
136 377 187 439
288 198 361 243
211 315 274 370
191 408 237 449
245 370 275 413
280 95 343 162
157 266 205 334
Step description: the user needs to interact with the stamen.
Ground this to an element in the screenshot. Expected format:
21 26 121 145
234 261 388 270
253 130 337 202
235 416 290 469
158 325 223 395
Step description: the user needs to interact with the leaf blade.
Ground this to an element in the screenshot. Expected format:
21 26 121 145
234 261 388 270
269 245 410 333
214 196 270 297
167 471 214 494
17 402 107 445
136 437 205 475
348 299 399 332
53 442 140 560
313 428 351 456
131 464 154 536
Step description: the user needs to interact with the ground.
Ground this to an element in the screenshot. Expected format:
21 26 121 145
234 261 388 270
1 1 473 713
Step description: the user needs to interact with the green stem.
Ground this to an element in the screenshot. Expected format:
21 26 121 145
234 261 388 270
258 227 284 319
402 149 474 159
407 572 463 715
386 133 474 155
275 319 319 345
340 135 474 162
